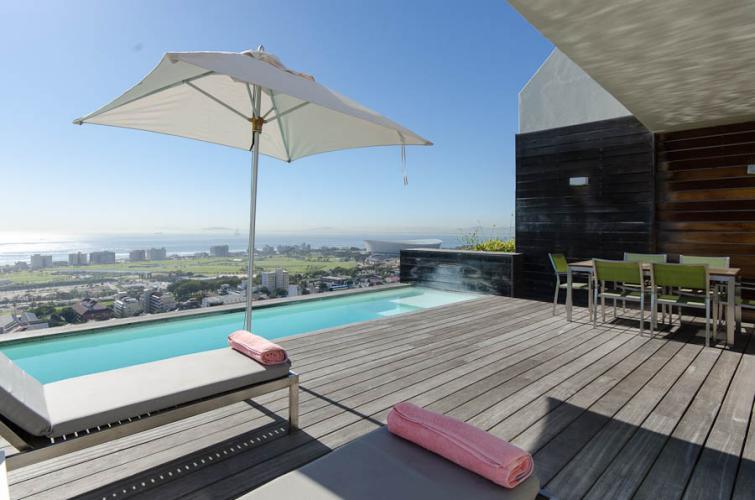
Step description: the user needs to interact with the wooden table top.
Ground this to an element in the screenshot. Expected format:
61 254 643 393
569 259 740 278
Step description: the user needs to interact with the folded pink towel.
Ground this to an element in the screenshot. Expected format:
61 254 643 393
228 330 288 365
387 402 534 489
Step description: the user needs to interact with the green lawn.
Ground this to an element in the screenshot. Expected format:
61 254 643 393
1 255 358 285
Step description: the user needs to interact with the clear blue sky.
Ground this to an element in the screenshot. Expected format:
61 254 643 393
0 0 551 236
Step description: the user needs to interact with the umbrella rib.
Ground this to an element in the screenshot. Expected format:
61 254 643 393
74 71 214 124
269 90 292 162
266 102 309 123
185 81 251 121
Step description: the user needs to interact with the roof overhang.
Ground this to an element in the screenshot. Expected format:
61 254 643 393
508 1 755 132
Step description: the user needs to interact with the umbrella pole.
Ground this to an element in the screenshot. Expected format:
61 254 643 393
244 84 263 331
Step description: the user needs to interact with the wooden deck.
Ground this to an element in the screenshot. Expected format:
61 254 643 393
5 295 755 500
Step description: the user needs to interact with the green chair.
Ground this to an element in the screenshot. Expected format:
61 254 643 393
736 283 755 330
650 263 718 346
548 253 590 316
679 255 730 326
621 252 668 319
679 255 730 268
593 259 648 334
623 252 668 264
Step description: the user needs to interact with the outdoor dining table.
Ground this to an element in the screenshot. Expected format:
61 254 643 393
565 259 741 346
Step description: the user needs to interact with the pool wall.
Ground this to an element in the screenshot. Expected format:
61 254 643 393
0 283 412 346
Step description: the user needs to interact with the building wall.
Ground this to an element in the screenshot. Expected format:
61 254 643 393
519 49 631 134
656 121 755 283
515 116 655 299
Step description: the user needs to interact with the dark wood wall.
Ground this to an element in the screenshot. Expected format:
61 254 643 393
656 121 755 284
515 116 655 299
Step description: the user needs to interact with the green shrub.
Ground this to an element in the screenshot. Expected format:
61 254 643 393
472 239 515 252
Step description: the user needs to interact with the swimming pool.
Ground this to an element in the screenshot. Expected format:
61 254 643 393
1 286 477 383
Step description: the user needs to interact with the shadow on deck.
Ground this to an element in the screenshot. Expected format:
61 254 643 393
5 295 754 500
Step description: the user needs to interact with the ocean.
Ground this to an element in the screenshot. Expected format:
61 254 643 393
0 231 512 266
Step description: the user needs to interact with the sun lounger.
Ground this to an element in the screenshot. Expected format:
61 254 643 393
245 427 540 500
0 348 298 470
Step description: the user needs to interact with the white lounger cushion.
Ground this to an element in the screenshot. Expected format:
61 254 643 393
0 352 51 436
43 348 290 437
247 427 540 500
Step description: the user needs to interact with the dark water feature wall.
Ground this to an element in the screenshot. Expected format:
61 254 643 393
400 249 521 297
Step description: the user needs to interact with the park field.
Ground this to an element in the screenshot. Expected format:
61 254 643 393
0 255 358 286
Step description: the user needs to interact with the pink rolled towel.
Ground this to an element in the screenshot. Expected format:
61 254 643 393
387 402 534 489
228 330 288 365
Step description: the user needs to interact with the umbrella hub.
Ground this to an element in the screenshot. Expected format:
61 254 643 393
249 116 265 134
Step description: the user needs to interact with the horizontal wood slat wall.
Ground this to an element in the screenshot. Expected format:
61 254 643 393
515 116 655 299
657 121 755 283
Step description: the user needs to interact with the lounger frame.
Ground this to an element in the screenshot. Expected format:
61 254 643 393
0 371 299 471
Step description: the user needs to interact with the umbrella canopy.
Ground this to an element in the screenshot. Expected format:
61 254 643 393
74 49 431 160
75 48 431 331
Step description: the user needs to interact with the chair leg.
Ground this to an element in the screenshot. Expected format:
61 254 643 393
650 297 655 337
613 298 617 318
593 286 598 327
640 295 645 336
704 300 711 347
553 283 559 316
713 296 719 345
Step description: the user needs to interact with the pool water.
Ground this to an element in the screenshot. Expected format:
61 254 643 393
1 287 476 383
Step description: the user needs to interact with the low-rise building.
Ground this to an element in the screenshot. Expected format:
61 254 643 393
147 247 167 260
68 252 88 266
112 297 143 318
89 251 116 265
72 299 113 322
30 254 53 270
129 249 146 261
201 291 246 307
143 291 176 313
319 275 351 291
210 245 230 257
0 315 17 334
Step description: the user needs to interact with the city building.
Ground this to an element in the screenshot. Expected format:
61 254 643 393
0 315 17 334
147 247 167 260
287 284 300 297
319 275 351 291
72 299 113 322
260 268 289 292
68 252 88 266
210 245 230 257
142 290 177 313
89 251 116 265
129 249 146 261
112 297 143 318
15 312 48 331
30 254 53 270
201 290 245 307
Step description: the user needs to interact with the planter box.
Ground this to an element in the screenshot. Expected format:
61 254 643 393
400 249 522 297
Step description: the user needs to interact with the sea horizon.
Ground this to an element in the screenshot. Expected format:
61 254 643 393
0 229 514 266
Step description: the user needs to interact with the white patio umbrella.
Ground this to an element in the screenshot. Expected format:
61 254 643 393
74 47 431 331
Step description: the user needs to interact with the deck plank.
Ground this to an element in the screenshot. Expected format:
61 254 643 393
682 334 755 500
583 346 721 500
3 295 752 500
633 345 744 500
